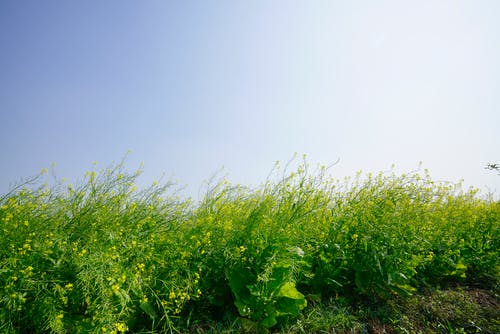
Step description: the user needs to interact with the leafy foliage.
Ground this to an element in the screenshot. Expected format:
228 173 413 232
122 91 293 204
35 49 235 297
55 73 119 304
0 160 498 333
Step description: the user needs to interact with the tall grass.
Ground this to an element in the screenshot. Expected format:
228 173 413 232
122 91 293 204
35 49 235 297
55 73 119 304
1 160 498 333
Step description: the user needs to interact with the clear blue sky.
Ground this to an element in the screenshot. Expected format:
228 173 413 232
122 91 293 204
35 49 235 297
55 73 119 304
1 1 499 198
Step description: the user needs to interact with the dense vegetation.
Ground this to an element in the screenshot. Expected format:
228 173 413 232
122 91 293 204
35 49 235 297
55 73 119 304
1 160 498 333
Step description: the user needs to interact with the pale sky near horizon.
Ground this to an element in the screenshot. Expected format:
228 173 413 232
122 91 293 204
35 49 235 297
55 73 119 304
1 1 499 199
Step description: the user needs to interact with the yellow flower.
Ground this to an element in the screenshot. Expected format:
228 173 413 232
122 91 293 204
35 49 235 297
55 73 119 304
115 322 127 333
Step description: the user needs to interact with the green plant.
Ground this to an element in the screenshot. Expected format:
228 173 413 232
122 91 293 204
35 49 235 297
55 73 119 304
0 158 498 333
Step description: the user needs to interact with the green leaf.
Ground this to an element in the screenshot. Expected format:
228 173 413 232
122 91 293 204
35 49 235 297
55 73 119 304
229 268 252 300
277 282 304 300
261 314 277 328
275 282 307 316
276 297 306 316
140 302 157 319
234 300 251 316
390 284 416 296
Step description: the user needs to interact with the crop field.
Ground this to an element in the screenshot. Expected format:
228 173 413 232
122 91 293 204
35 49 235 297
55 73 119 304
1 161 499 333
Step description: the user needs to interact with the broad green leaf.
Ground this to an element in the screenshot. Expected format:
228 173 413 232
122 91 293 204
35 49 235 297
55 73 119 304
277 282 304 300
276 297 307 316
229 268 252 300
261 314 277 328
